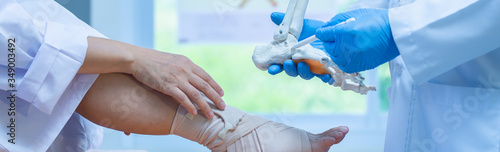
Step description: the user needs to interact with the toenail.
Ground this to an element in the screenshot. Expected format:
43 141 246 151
339 126 348 132
335 132 343 137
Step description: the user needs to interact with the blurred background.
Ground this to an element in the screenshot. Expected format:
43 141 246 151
57 0 390 151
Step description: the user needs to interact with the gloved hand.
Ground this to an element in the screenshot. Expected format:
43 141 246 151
315 9 400 73
267 12 334 84
269 60 334 84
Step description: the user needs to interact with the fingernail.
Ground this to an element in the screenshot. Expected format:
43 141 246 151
219 90 224 96
208 111 214 119
191 109 198 115
220 101 226 109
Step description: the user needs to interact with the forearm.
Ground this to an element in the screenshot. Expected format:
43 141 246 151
78 36 139 74
77 37 182 134
78 36 225 120
77 73 178 135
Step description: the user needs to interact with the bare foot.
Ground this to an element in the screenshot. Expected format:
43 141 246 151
309 126 349 152
170 97 350 152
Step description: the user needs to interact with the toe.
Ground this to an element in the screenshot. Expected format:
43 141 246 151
323 131 345 144
318 137 336 152
310 126 350 152
333 131 345 144
310 136 337 152
339 126 349 134
321 137 336 147
321 126 349 144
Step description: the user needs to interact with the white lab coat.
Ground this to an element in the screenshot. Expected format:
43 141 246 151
0 0 105 151
350 0 500 151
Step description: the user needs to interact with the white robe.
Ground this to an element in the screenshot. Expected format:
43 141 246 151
351 0 500 151
0 0 105 151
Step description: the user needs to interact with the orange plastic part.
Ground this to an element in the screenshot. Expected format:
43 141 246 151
292 59 329 74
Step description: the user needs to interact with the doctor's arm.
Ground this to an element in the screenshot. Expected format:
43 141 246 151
388 0 500 83
78 36 225 119
316 0 500 83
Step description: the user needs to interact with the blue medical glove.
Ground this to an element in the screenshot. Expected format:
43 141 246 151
268 12 333 83
315 9 400 73
269 60 333 83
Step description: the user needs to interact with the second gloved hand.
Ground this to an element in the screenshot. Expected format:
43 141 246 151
269 59 334 84
267 12 333 84
315 9 400 73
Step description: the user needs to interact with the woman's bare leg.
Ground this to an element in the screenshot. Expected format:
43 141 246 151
77 73 349 152
77 73 178 134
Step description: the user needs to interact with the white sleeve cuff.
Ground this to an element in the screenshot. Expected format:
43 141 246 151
17 21 90 115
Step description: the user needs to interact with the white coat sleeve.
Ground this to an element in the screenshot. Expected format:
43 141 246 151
0 0 105 114
348 0 390 10
389 0 500 84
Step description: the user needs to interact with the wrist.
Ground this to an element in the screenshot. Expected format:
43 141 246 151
125 47 161 76
80 37 142 75
120 46 139 74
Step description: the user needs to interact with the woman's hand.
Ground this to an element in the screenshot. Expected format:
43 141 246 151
129 49 225 119
80 37 225 119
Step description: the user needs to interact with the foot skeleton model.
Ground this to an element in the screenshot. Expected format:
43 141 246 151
252 0 376 95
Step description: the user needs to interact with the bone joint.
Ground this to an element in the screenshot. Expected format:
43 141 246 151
252 0 376 95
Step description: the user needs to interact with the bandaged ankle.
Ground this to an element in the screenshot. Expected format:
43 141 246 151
170 97 312 152
169 99 270 151
226 121 312 152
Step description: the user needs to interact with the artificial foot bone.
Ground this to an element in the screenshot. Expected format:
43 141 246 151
252 35 376 95
252 0 376 95
253 34 328 71
170 96 348 152
273 0 309 41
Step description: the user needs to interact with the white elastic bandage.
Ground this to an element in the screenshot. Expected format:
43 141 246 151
170 96 312 152
169 97 269 151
